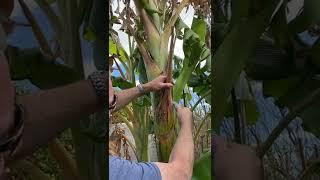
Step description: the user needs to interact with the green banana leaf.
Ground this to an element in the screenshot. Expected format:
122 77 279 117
263 76 301 100
173 17 210 101
192 152 212 180
224 100 259 125
8 47 80 89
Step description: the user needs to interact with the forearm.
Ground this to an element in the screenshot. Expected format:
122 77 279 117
114 84 148 111
0 53 15 141
168 121 194 177
12 80 103 160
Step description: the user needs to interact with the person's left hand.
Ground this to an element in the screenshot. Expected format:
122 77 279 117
142 75 173 93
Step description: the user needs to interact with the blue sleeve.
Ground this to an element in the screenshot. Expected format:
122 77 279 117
109 156 162 180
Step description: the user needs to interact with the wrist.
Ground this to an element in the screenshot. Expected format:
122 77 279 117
179 117 193 129
140 83 151 93
87 70 107 106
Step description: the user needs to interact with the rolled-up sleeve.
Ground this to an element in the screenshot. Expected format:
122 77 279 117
109 156 161 180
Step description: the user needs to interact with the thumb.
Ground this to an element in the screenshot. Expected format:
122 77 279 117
158 75 167 82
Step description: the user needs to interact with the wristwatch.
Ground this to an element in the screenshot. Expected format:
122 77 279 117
88 70 107 106
137 84 146 94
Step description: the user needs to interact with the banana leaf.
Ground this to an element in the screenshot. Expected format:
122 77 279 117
192 152 212 180
174 17 210 101
212 0 282 130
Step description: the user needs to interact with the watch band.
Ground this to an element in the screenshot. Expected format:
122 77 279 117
88 70 107 106
137 84 145 94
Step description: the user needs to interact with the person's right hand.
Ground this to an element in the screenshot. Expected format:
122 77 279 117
173 103 193 127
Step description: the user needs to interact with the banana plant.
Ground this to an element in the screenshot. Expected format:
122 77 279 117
111 0 211 162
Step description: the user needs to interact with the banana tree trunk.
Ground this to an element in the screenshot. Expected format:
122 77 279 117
154 102 177 161
132 106 150 161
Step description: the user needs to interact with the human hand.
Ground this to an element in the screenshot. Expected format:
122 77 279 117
213 136 262 180
173 102 193 127
142 75 173 93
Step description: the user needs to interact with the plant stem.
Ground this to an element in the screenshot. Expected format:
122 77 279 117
18 0 54 60
128 34 135 83
194 114 210 144
239 101 247 144
183 89 187 107
192 90 211 111
299 160 320 180
231 88 241 144
298 138 306 171
114 57 127 80
34 0 62 36
163 0 189 41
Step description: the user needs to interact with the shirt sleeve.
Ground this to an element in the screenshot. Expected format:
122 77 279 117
109 156 162 180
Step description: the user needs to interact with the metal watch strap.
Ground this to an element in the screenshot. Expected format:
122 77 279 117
88 70 107 106
137 84 145 94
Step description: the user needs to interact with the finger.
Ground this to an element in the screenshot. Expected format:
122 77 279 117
158 75 167 81
160 83 173 88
